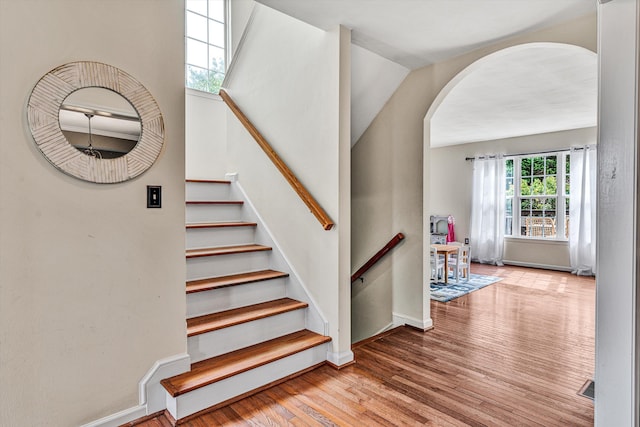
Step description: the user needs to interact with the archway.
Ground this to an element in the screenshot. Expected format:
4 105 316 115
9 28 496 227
423 42 597 273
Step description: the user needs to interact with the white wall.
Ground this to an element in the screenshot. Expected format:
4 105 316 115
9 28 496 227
351 45 409 145
0 1 186 426
596 0 639 424
186 90 227 179
353 12 596 342
429 127 597 270
230 0 256 56
224 5 352 363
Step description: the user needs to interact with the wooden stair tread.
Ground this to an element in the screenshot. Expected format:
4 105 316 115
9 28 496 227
161 330 331 397
187 298 307 336
186 244 271 259
186 179 231 184
186 221 257 229
186 200 243 205
186 270 289 294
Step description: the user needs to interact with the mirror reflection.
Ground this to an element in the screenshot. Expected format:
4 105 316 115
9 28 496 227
58 87 141 159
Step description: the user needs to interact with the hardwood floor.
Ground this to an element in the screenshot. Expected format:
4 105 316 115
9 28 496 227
131 264 595 426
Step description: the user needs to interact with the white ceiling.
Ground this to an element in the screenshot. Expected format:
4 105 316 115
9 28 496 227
256 0 596 69
430 43 598 147
255 0 598 146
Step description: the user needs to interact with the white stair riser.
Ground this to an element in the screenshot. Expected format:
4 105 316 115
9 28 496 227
186 251 271 281
166 343 328 420
188 309 306 363
186 204 243 223
187 279 287 319
186 182 230 201
186 226 256 250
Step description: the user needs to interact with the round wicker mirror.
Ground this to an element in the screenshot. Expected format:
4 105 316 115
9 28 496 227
27 61 164 183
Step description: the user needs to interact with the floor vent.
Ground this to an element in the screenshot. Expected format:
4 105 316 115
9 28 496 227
578 379 594 400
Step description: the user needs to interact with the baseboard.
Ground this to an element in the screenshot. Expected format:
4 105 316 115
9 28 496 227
79 405 147 427
392 312 433 331
81 353 190 427
502 260 572 272
327 349 355 367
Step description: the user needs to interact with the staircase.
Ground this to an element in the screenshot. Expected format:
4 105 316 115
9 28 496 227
160 179 331 423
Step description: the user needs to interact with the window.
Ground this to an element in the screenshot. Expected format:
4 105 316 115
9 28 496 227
505 152 570 240
185 0 227 94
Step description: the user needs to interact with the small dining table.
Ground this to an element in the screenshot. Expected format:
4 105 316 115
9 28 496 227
431 244 460 283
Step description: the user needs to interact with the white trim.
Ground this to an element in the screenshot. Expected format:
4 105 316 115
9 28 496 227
186 87 223 101
81 353 190 427
502 260 573 272
393 313 434 330
139 353 191 413
222 4 258 89
326 349 355 367
227 174 330 336
79 405 147 427
392 312 434 331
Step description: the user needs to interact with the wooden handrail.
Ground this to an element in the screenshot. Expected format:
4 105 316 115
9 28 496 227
351 233 405 283
219 89 335 230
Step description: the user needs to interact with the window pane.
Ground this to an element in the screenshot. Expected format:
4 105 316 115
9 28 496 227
531 177 544 195
521 177 532 195
209 45 225 72
208 0 224 22
565 154 570 195
533 157 544 175
521 158 531 176
565 198 570 238
505 177 514 196
546 155 557 174
545 176 557 195
209 20 225 48
186 65 211 91
210 72 224 93
506 159 513 178
186 0 207 15
187 38 209 69
186 11 207 41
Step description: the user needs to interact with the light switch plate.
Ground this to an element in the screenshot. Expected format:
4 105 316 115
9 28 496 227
147 186 161 208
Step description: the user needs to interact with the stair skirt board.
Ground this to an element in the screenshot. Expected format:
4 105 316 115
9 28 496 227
186 278 287 319
187 251 271 281
186 226 256 249
186 204 244 223
166 343 329 421
188 310 306 363
186 181 231 201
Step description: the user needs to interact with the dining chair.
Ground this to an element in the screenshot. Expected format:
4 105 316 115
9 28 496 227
448 245 470 282
430 246 445 282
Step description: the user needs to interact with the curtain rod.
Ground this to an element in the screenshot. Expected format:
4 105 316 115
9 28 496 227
465 146 590 161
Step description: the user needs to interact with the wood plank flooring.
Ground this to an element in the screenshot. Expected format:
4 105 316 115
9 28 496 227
131 264 595 426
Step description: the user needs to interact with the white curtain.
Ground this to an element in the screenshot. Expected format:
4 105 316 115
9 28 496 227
470 156 505 265
569 145 597 275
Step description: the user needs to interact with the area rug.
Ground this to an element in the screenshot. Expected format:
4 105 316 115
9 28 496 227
430 273 503 302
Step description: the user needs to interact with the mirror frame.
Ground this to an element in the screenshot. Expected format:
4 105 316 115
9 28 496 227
27 61 164 183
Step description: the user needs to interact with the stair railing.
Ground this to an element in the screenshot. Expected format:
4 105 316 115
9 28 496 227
351 233 405 283
219 89 334 231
